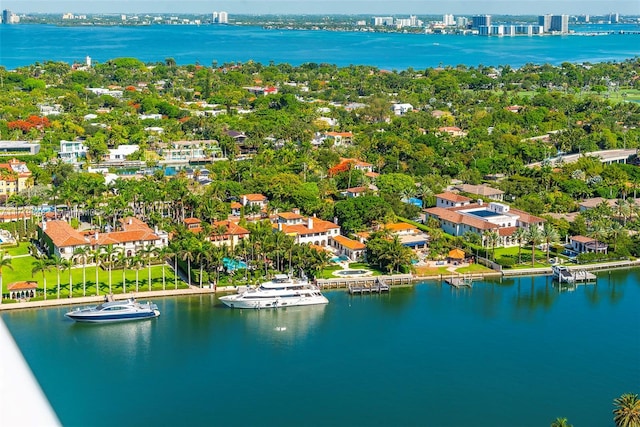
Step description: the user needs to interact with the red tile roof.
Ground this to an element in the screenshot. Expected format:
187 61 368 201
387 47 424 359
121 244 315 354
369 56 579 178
333 235 366 251
8 281 38 291
43 220 87 247
436 192 472 203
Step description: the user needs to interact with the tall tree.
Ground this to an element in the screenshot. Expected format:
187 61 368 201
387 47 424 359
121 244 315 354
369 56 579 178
51 254 64 299
613 393 640 427
0 251 13 304
527 226 544 267
102 244 118 295
73 247 88 297
31 257 52 300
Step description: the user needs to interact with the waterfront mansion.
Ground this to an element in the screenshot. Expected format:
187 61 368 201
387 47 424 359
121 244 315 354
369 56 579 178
423 192 545 247
38 217 168 261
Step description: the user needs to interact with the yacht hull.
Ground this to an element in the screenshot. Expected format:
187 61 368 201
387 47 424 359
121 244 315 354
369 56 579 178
219 295 328 309
65 310 160 323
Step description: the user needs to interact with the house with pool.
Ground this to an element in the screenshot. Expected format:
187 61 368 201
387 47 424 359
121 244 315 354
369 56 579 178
273 210 341 246
423 192 545 248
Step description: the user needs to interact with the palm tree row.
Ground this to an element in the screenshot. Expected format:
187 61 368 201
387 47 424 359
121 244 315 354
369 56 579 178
30 243 172 299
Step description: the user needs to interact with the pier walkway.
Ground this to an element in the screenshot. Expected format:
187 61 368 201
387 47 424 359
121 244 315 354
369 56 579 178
348 278 390 294
316 274 412 290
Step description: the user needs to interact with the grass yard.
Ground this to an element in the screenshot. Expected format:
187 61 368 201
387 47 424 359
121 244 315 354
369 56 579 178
455 264 494 274
1 242 31 257
1 254 187 300
413 265 451 276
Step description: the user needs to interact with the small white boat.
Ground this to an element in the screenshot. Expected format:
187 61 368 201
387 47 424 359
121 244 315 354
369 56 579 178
65 298 160 323
219 274 328 309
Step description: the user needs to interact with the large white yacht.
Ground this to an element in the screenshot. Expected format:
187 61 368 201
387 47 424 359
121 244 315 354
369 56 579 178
219 274 329 309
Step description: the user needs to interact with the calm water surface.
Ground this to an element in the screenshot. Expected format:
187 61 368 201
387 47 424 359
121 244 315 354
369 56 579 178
1 24 639 69
3 270 639 427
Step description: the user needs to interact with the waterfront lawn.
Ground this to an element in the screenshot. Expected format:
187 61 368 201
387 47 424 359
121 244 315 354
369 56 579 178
493 246 555 269
455 264 493 274
2 256 187 300
413 265 451 276
317 265 345 279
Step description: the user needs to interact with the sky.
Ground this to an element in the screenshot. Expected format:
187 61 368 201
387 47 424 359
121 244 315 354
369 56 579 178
3 0 640 15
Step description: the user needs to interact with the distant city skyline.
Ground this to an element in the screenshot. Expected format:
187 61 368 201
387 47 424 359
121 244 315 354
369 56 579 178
2 0 639 16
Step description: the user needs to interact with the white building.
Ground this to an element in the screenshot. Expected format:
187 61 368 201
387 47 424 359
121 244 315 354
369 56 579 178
443 14 455 26
59 140 88 163
104 145 139 161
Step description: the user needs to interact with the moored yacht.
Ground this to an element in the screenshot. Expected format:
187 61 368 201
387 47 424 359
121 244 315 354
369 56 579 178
219 274 328 309
65 298 160 323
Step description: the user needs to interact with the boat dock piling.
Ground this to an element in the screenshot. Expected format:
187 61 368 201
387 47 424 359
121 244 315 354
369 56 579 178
316 274 412 291
348 278 390 294
555 269 597 284
444 275 473 288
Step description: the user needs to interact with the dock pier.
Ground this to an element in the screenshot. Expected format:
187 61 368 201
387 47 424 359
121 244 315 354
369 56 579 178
348 278 390 294
316 274 412 292
444 275 473 288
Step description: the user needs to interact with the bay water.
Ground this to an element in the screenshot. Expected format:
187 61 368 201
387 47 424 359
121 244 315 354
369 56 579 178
1 24 639 70
3 270 639 427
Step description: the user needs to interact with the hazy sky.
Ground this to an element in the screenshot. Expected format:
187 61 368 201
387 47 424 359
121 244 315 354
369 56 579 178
4 0 640 15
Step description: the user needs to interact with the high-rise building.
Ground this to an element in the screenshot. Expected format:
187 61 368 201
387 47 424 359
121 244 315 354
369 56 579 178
371 16 394 26
443 14 455 26
610 13 619 23
539 14 569 33
550 15 569 33
2 9 18 24
538 14 552 32
212 11 228 24
456 16 468 28
471 15 491 29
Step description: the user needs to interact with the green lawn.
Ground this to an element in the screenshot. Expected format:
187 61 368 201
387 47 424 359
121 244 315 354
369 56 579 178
455 264 493 274
1 254 188 301
1 242 31 257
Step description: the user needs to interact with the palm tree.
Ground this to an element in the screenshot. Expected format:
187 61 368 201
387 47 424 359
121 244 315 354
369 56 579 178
32 257 52 300
51 254 64 299
0 251 13 305
61 258 73 298
166 243 180 290
141 244 159 291
102 244 118 295
527 226 544 267
157 246 171 291
550 417 572 427
91 248 102 296
116 249 128 294
180 242 196 286
73 247 89 297
541 223 559 262
513 227 527 265
613 393 640 427
131 255 143 292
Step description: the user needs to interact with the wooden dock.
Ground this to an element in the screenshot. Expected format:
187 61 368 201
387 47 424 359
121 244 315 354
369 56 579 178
316 274 412 291
554 268 597 284
444 275 473 288
348 278 390 294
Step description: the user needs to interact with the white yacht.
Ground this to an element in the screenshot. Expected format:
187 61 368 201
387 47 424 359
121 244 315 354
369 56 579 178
219 274 329 309
65 298 160 323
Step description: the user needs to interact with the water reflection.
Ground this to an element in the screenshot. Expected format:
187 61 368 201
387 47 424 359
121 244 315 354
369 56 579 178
240 304 327 342
68 317 155 362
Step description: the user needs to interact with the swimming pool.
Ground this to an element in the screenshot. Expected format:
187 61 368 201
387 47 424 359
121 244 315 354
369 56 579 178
223 258 247 271
331 255 350 263
333 269 371 277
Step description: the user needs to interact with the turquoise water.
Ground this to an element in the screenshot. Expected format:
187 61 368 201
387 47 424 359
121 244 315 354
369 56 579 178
3 270 639 427
223 257 247 271
1 24 639 70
